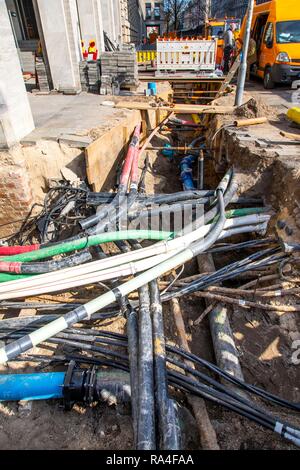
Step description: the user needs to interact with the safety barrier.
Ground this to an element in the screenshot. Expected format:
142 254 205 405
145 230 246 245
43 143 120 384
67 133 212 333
156 39 217 73
137 50 157 63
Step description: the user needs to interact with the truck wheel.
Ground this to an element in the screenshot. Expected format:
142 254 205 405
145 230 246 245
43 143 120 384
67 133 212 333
264 67 275 89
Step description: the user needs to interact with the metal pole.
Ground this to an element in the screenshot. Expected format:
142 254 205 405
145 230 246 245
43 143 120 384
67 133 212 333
234 0 255 106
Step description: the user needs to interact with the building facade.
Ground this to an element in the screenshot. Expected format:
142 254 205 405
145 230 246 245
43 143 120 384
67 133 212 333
5 0 145 50
141 0 165 39
182 0 210 34
120 0 145 44
0 0 146 149
211 0 249 20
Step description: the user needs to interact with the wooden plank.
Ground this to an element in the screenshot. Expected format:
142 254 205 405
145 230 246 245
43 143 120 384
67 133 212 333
138 75 225 82
85 111 141 192
114 101 235 114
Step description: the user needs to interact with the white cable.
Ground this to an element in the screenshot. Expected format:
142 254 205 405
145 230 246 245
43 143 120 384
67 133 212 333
0 220 269 300
0 214 270 297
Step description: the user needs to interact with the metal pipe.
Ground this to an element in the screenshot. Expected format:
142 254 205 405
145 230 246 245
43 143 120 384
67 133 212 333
197 149 204 190
234 0 255 106
146 146 204 151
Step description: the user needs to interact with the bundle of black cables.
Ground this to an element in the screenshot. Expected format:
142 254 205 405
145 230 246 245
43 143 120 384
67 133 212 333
0 324 299 448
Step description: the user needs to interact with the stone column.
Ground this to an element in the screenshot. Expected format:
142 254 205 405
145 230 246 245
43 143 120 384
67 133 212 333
0 1 35 148
101 0 116 43
35 0 81 93
77 0 105 53
112 0 122 44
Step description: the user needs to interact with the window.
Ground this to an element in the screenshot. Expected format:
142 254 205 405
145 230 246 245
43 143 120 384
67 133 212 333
276 21 300 44
146 3 152 19
263 22 274 44
154 3 160 19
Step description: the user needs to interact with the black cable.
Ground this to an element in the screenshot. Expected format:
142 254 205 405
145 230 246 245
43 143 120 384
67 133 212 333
150 280 181 450
137 284 156 450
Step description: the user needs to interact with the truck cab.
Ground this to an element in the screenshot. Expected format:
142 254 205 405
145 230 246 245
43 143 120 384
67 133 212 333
240 0 300 88
205 18 241 66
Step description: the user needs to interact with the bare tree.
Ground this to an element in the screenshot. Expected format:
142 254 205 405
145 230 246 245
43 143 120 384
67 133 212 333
164 0 211 33
189 0 211 28
164 0 189 31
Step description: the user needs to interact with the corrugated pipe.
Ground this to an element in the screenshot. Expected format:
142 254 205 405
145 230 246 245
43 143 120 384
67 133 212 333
180 137 205 191
180 155 197 191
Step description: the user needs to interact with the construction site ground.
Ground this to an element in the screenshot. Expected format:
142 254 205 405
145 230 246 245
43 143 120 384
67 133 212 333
0 79 299 450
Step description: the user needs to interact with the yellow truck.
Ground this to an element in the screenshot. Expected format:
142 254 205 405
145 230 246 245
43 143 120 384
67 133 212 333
240 0 300 88
205 18 241 66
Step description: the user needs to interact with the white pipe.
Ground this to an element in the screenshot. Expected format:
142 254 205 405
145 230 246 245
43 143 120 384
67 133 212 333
0 202 272 363
0 220 270 300
0 215 270 299
0 214 270 296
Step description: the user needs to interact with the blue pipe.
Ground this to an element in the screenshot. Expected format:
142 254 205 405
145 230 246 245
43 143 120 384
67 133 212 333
0 372 65 401
180 155 197 190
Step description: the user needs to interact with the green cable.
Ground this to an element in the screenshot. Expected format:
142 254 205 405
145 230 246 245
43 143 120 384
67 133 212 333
0 230 174 283
0 209 268 283
0 274 33 282
211 207 267 223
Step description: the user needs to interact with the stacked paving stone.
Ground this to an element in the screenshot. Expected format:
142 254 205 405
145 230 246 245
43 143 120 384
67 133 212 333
19 51 35 74
99 51 138 95
79 60 101 94
88 61 101 94
79 61 89 91
35 57 50 93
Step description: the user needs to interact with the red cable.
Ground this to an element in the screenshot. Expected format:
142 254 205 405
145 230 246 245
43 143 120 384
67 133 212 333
0 245 40 256
119 123 141 190
0 261 22 274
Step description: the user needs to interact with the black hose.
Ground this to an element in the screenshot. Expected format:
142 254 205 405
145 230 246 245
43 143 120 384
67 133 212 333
137 284 156 450
125 303 139 446
18 250 92 274
150 280 181 450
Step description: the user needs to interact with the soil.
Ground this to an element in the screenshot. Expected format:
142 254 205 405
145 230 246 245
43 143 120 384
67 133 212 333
0 92 299 450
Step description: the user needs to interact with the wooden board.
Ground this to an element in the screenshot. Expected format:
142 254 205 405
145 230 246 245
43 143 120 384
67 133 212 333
114 101 235 114
139 75 225 82
85 108 169 192
85 111 141 192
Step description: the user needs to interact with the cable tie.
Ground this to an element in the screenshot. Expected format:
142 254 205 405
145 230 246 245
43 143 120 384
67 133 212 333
129 262 137 275
275 422 284 435
162 240 169 253
112 287 123 303
151 302 162 310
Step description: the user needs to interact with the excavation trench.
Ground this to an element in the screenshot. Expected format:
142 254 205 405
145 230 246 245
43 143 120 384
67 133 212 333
0 94 299 450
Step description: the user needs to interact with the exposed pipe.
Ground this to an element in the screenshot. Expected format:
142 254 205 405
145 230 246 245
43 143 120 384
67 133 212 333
0 187 228 364
0 215 270 295
137 285 156 450
150 280 181 450
234 0 255 106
